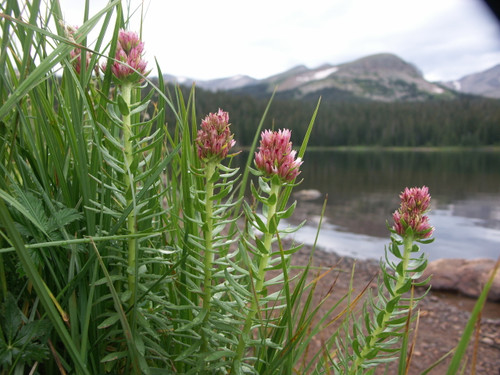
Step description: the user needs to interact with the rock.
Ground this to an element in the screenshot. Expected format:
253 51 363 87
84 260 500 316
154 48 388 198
293 189 322 201
481 337 494 346
420 258 500 302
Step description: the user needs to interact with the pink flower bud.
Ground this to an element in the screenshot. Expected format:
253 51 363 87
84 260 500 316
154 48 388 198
393 186 434 239
70 48 90 74
196 109 235 161
67 26 90 74
254 129 303 182
107 30 148 83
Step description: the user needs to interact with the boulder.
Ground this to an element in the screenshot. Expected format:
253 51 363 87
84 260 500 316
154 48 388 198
421 258 500 302
293 189 322 201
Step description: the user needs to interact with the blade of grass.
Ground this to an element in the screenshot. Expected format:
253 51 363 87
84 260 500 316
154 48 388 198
89 238 149 375
398 285 415 374
266 196 328 370
0 198 91 375
109 143 180 235
279 97 321 211
445 257 500 375
0 0 120 119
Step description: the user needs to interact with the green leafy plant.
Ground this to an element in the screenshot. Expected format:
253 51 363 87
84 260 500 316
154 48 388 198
324 187 434 374
0 1 492 374
0 294 50 374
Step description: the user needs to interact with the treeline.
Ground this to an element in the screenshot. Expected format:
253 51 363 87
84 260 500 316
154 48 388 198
153 84 500 147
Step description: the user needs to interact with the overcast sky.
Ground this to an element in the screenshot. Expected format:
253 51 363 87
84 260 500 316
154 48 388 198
60 0 500 81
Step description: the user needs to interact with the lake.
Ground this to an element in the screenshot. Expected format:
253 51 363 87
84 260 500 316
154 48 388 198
276 149 500 261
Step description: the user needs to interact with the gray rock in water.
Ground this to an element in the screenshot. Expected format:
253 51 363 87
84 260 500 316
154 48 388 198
293 189 322 201
421 258 500 302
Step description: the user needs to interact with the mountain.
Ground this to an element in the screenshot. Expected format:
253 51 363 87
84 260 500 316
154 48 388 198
162 74 258 92
163 53 500 102
441 64 500 99
233 53 454 101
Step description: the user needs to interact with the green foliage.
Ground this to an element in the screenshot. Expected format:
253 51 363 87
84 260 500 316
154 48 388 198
0 294 50 372
156 84 500 148
0 1 490 374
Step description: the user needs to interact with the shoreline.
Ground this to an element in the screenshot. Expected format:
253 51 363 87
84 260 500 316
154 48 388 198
294 244 500 318
288 243 500 374
233 145 500 153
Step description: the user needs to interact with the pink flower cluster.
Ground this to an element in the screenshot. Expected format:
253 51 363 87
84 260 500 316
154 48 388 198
393 186 434 239
196 109 236 161
67 26 90 74
110 30 148 82
254 129 303 182
70 47 90 74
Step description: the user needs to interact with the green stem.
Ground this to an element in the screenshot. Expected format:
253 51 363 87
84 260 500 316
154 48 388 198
201 161 216 351
121 82 137 305
0 253 6 301
233 182 281 369
350 234 414 374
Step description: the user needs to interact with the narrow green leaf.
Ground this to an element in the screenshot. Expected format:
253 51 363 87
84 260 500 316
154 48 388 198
258 176 271 194
97 314 121 329
396 278 412 295
255 236 268 255
100 350 129 363
267 192 277 206
0 189 49 237
376 310 385 326
279 97 320 211
0 0 120 120
391 241 403 258
0 200 91 375
276 201 296 219
175 310 207 332
205 350 234 361
117 94 130 115
386 296 400 314
352 339 361 357
250 181 268 206
91 242 149 375
383 272 395 296
446 258 500 375
129 100 150 116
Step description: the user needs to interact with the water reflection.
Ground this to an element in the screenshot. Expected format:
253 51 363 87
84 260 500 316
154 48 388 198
238 150 500 260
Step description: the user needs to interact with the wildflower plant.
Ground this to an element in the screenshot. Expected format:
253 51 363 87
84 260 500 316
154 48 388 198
232 129 304 371
327 186 435 374
0 1 494 375
185 109 241 359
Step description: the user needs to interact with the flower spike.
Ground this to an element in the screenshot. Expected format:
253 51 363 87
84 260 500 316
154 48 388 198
196 109 235 162
393 186 434 239
107 29 148 83
254 129 303 182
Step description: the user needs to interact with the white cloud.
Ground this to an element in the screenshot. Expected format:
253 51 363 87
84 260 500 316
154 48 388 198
58 0 500 81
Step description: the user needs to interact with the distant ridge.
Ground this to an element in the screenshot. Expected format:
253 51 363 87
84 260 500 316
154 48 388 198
442 64 500 99
232 53 452 102
162 53 500 102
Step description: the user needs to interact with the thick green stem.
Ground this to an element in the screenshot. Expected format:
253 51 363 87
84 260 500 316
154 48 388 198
121 83 137 305
201 161 216 351
233 182 281 368
350 234 414 374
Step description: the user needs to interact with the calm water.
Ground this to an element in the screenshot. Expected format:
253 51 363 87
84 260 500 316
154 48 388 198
278 150 500 261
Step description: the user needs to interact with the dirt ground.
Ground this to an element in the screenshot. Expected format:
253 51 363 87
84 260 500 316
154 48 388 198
287 245 500 375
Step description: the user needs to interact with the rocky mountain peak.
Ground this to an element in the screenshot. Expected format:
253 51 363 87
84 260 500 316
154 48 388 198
442 64 500 99
161 53 499 101
340 53 422 78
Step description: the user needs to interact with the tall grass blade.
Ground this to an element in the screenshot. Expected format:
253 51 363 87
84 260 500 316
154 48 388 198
0 0 119 119
0 199 91 375
90 239 149 375
445 257 500 374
